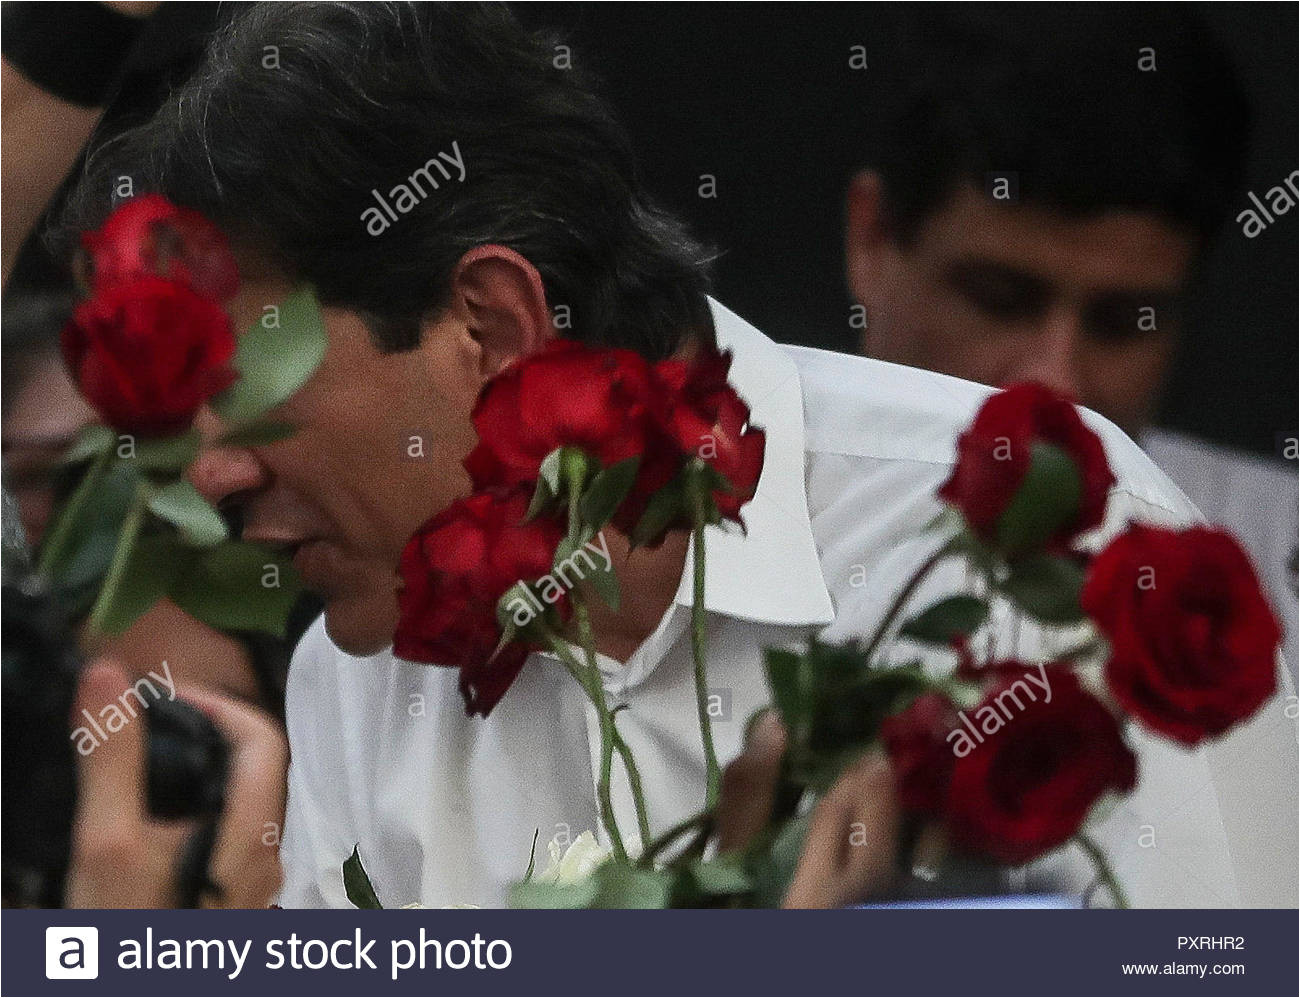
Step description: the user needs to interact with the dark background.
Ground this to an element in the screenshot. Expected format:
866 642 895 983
12 1 1298 460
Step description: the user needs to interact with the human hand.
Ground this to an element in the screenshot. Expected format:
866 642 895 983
64 659 287 908
716 712 942 908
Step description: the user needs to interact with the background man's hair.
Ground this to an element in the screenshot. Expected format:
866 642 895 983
864 6 1250 246
60 1 715 359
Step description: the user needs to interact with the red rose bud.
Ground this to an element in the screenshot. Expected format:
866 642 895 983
945 670 1136 866
60 275 237 437
880 692 959 813
394 490 568 717
82 194 240 301
1082 524 1280 746
939 382 1114 552
652 346 765 523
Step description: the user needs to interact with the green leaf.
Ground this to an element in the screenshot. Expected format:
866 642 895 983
211 286 328 423
923 506 964 535
168 541 302 637
995 442 1083 553
629 478 685 548
947 526 1001 576
60 424 116 465
217 420 296 448
93 535 188 636
592 862 674 909
147 480 228 546
585 562 621 611
764 647 809 731
343 846 384 909
45 461 137 589
524 477 555 521
509 877 600 909
552 535 579 574
578 456 640 530
560 446 592 494
749 811 812 908
128 430 201 473
689 854 752 896
538 448 564 496
900 595 990 644
496 582 534 638
523 829 541 882
999 554 1087 624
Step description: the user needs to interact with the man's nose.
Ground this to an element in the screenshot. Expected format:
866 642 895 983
188 406 269 507
1006 309 1085 402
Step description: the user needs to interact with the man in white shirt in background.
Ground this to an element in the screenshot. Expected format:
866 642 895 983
843 8 1297 905
60 3 1293 908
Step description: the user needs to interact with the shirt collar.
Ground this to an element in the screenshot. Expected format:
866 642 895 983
670 299 835 627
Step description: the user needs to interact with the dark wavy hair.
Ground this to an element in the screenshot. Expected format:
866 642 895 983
864 5 1249 246
60 1 715 359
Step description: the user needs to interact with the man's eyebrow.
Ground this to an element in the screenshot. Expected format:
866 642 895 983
940 259 1050 296
1087 287 1184 306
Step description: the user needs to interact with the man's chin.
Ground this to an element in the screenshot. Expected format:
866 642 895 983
321 594 399 657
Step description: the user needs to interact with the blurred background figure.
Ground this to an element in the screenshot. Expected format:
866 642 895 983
2 0 306 908
837 6 1297 686
844 8 1236 434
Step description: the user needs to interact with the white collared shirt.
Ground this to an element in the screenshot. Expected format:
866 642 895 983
279 300 1297 908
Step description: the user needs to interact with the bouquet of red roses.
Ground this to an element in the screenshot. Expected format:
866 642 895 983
344 345 1280 909
338 348 1278 910
35 195 325 641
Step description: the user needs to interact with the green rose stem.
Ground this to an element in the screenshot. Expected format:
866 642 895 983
556 449 652 845
613 720 652 845
688 472 721 809
34 447 113 580
85 481 148 638
637 810 713 869
857 539 953 665
1078 832 1131 909
572 593 653 844
541 625 628 865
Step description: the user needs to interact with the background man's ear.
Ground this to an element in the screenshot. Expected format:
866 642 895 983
449 245 554 379
844 171 892 306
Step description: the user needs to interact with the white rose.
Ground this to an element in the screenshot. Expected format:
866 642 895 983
401 902 480 909
537 830 641 885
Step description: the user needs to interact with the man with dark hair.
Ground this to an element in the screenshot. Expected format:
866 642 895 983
843 6 1296 907
846 6 1246 436
12 2 1286 908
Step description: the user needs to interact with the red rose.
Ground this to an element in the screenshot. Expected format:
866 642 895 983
939 382 1114 549
880 693 959 813
82 194 240 301
394 489 568 717
651 346 765 522
1082 523 1280 746
60 275 237 437
946 671 1136 865
464 340 677 520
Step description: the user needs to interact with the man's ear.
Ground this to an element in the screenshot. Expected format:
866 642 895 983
844 171 892 307
448 245 554 379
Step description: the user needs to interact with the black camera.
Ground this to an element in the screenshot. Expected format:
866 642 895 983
2 580 229 907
